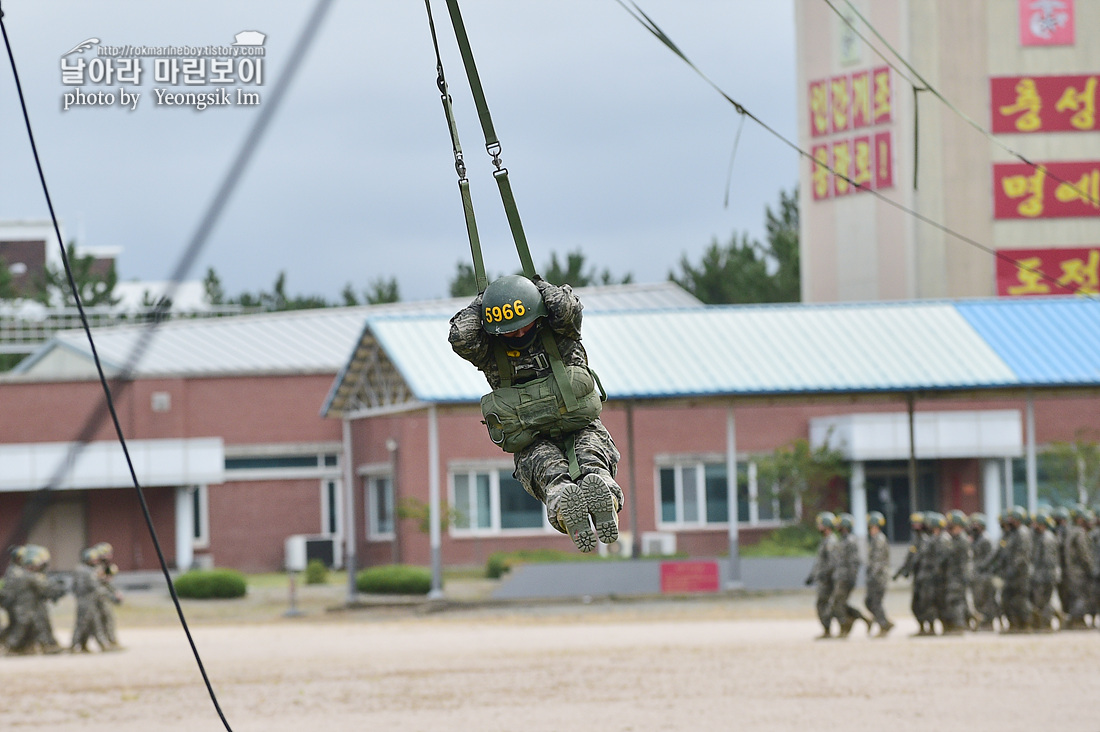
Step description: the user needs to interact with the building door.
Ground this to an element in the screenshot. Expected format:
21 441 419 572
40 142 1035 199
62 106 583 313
26 497 86 571
865 461 938 543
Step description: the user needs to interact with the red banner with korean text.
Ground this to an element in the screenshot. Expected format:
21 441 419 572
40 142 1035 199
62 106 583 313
1019 0 1074 47
996 246 1099 296
991 74 1098 133
809 66 892 138
809 131 893 199
993 161 1100 219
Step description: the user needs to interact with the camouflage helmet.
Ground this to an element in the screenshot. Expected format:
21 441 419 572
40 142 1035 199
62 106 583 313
94 542 114 559
1051 506 1070 522
1033 507 1053 528
1009 505 1028 523
968 512 987 529
480 275 548 336
815 511 836 530
836 512 855 531
81 547 100 564
909 511 924 526
24 544 50 569
867 510 886 529
924 511 945 529
946 509 968 528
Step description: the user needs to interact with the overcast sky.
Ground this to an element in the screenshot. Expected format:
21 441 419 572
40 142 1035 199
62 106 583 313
0 1 798 303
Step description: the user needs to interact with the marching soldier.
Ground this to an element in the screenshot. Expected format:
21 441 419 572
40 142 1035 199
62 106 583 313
71 546 113 652
1062 507 1096 630
829 513 870 637
893 512 926 630
968 513 999 631
864 511 894 636
1030 508 1061 632
999 506 1034 633
941 510 972 634
912 512 947 636
806 511 838 639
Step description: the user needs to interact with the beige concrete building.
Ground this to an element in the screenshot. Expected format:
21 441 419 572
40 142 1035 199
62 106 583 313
796 0 1100 302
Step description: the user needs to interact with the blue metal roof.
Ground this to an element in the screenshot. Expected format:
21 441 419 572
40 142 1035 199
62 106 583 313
955 298 1100 385
325 297 1100 415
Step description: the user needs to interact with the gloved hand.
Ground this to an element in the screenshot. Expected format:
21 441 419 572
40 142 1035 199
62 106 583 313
531 274 550 293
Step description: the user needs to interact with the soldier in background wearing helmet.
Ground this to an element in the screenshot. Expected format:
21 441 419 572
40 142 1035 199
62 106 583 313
1030 508 1061 631
1051 506 1071 619
0 546 27 647
1089 508 1100 627
1062 507 1095 629
450 275 623 553
941 510 973 634
829 512 871 637
892 512 926 630
3 545 63 654
93 542 123 649
912 512 947 636
71 546 113 652
806 511 837 639
864 511 894 636
999 506 1034 633
968 513 998 631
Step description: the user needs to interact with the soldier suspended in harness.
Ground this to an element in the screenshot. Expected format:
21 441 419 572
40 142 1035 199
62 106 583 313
449 274 624 552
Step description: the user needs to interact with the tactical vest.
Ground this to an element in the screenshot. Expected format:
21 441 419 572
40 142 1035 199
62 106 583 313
480 328 603 453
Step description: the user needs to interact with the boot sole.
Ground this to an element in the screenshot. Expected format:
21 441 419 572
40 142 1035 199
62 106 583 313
558 483 598 552
580 474 619 545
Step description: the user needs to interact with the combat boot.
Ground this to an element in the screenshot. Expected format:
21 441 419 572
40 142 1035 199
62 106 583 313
552 474 622 552
548 474 622 552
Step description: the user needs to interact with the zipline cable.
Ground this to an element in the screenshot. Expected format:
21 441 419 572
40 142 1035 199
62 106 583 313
0 1 335 728
612 0 1097 299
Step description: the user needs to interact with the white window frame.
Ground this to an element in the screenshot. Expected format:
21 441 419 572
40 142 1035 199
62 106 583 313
655 455 800 530
448 462 553 537
362 469 395 541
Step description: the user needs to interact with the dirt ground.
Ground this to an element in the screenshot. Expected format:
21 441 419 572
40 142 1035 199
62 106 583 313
1 581 1098 732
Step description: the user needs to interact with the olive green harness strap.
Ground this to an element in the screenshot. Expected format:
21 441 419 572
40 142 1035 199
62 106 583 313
423 0 488 293
440 0 536 280
565 434 581 482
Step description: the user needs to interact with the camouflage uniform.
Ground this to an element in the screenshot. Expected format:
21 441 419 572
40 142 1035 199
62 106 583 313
807 522 837 638
1000 518 1034 632
0 559 27 647
969 523 999 630
3 552 62 654
1062 516 1096 629
449 281 623 538
828 522 867 637
71 554 112 652
912 522 947 634
893 517 926 629
941 524 972 633
1030 520 1061 631
863 524 893 635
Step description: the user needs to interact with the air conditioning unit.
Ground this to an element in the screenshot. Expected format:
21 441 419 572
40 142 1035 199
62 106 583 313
597 531 633 558
641 531 676 557
284 534 342 571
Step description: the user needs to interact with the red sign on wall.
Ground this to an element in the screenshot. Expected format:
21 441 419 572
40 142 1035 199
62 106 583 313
996 246 1099 296
991 74 1098 132
659 561 720 594
809 67 892 138
810 131 894 200
1019 0 1074 46
993 161 1100 219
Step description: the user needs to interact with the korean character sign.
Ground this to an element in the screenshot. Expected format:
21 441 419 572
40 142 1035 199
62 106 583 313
994 161 1100 219
996 246 1100 296
991 75 1098 133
